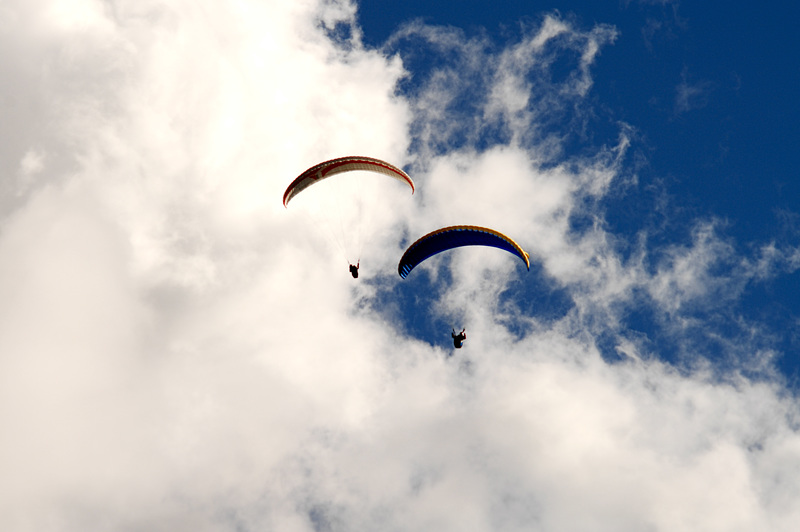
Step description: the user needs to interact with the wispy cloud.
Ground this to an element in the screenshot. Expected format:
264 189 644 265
674 67 713 114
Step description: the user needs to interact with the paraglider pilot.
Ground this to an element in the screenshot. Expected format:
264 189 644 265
349 261 359 278
451 328 466 349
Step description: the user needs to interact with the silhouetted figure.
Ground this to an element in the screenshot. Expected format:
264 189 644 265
451 328 466 349
349 261 359 278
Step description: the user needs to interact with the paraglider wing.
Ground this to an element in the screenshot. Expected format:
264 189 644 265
283 156 415 207
398 225 530 279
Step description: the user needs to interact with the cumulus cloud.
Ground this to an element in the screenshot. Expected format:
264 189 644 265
1 1 799 531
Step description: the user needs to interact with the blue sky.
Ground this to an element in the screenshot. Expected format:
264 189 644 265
357 0 800 244
3 1 800 530
356 0 800 384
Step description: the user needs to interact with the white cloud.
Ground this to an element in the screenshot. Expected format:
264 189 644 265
1 1 799 531
16 148 46 195
674 68 713 115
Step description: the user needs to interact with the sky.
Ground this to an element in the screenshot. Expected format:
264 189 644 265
1 0 800 530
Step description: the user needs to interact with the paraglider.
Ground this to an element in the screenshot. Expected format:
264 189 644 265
452 328 466 348
284 156 415 277
398 225 530 349
283 156 414 207
398 225 530 279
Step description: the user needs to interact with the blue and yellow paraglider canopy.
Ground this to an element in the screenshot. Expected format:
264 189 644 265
398 225 530 279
